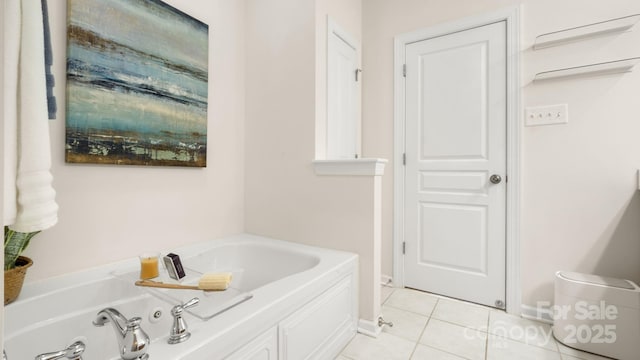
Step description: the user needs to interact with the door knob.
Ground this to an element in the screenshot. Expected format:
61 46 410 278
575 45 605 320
489 174 502 184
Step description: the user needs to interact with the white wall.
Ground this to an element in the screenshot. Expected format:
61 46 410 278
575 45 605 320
1 0 6 345
244 0 383 322
22 0 246 281
362 0 640 308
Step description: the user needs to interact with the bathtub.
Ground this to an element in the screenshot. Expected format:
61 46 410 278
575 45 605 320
3 234 358 360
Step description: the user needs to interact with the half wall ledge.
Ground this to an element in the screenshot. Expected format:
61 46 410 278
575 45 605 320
312 158 388 176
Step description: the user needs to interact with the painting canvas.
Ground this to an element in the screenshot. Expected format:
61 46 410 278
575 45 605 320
66 0 208 167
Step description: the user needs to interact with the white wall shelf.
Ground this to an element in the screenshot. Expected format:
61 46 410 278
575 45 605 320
533 14 640 50
533 57 640 82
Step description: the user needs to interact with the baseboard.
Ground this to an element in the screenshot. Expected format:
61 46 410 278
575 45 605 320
381 275 393 286
520 304 554 325
357 318 381 338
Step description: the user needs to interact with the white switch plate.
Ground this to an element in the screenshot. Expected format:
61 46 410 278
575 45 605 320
525 104 569 126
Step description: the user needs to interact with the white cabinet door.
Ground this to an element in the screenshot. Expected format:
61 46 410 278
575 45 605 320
279 276 356 360
225 326 278 360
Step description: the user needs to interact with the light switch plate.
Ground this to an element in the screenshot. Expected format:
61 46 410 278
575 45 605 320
525 104 569 126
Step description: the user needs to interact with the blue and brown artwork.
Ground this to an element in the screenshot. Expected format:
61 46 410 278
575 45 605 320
66 0 208 167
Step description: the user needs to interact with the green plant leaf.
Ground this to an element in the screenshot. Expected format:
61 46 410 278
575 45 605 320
4 226 39 270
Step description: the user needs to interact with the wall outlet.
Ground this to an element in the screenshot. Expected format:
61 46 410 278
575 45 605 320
525 104 568 126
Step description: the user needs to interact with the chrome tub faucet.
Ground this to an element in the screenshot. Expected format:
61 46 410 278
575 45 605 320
93 308 150 360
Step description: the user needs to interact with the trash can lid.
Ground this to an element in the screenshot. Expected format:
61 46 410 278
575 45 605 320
557 271 636 290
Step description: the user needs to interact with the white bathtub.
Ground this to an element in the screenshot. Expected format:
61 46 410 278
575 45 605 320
4 234 358 360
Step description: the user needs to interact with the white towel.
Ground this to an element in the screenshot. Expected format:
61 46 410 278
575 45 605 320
4 0 21 226
3 0 58 232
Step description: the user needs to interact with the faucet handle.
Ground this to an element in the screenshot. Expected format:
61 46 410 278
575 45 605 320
182 297 200 310
35 341 85 360
171 297 199 316
169 297 199 344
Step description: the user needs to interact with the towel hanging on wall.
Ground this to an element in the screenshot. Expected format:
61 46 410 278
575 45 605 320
3 0 59 232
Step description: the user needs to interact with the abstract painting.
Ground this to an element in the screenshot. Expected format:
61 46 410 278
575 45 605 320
66 0 208 167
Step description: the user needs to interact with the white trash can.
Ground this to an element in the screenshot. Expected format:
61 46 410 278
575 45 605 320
553 271 640 360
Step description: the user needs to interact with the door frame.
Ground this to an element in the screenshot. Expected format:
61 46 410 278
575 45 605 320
393 6 521 315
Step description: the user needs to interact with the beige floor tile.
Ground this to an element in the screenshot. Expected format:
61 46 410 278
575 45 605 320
411 344 467 360
488 311 558 351
385 288 439 316
487 335 561 360
341 333 415 360
420 319 487 360
432 298 490 331
337 291 623 360
381 305 429 342
381 285 395 304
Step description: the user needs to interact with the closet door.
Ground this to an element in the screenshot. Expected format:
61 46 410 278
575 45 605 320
404 21 507 308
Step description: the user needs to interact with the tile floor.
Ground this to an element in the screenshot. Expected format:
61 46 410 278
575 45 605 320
337 286 613 360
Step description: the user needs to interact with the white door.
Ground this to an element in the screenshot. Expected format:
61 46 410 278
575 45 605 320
327 23 359 159
404 21 507 308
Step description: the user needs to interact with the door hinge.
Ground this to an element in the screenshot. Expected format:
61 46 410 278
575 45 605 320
402 153 406 165
402 242 406 254
402 64 406 77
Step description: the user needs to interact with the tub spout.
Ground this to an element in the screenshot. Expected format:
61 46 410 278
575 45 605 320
93 308 150 360
94 308 127 336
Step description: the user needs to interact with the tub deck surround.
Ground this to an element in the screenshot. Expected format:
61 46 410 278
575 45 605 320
4 235 358 360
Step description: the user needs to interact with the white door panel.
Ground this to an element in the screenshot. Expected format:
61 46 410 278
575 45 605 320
419 203 488 273
328 27 358 159
419 42 489 160
404 21 507 308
